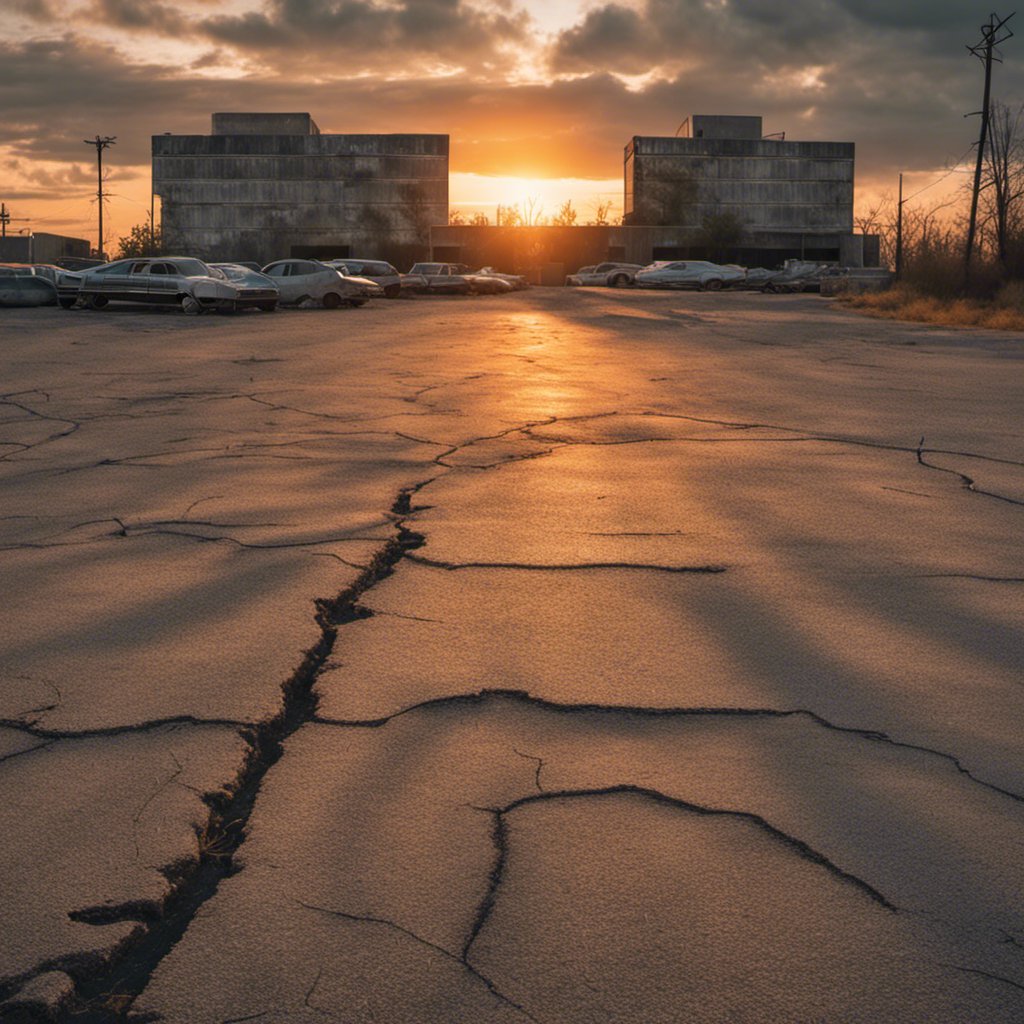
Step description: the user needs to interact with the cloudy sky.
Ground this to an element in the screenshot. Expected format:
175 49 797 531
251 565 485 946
3 0 1020 249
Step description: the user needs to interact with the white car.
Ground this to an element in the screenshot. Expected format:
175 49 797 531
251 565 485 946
565 262 644 287
261 259 380 308
634 260 747 291
209 264 280 311
75 257 273 314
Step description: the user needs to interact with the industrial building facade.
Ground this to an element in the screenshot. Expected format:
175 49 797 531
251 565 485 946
152 111 875 273
153 113 448 266
623 115 859 264
433 115 874 272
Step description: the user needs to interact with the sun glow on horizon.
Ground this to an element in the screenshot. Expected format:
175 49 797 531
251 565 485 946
449 172 622 224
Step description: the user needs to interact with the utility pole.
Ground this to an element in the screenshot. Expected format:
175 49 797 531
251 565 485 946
965 12 1014 283
895 173 904 278
83 135 116 259
0 203 30 241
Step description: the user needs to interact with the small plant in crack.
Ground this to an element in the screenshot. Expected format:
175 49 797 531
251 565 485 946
196 818 245 862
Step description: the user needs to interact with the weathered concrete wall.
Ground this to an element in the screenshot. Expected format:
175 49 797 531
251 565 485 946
685 116 763 140
625 136 855 234
153 128 449 264
211 113 319 135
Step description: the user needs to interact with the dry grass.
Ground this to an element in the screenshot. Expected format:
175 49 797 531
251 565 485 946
841 282 1024 331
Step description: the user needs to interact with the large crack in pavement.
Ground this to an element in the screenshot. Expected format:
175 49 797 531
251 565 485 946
0 488 428 1023
465 786 900 970
310 687 1024 806
5 401 1020 1020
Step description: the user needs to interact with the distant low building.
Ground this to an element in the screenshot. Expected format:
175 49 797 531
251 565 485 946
0 233 90 265
152 113 448 266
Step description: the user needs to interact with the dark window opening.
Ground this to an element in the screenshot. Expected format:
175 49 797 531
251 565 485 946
291 245 349 259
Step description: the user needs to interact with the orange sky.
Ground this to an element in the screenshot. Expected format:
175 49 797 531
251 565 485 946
2 0 1004 251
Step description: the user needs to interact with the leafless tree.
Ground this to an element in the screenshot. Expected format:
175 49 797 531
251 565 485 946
523 196 544 227
980 100 1024 268
588 200 613 226
552 199 577 226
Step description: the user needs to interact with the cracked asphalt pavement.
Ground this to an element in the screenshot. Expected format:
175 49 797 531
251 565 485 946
2 289 1023 1022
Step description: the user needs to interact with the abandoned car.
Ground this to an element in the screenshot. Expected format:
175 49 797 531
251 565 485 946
634 260 747 291
261 259 380 307
74 258 275 313
565 262 644 287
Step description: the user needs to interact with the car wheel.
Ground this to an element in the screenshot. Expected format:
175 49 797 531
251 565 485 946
350 298 368 307
258 302 277 312
610 274 628 287
765 283 778 294
85 293 108 310
383 284 401 299
58 297 76 309
181 295 203 315
703 279 723 291
322 292 342 309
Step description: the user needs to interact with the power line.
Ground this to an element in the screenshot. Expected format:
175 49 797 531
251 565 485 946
901 144 976 205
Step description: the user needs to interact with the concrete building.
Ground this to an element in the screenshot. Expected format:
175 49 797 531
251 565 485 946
432 115 877 274
624 114 861 265
0 233 90 265
152 113 448 266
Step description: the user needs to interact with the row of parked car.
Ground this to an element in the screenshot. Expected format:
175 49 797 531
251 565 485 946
565 259 845 293
0 257 530 313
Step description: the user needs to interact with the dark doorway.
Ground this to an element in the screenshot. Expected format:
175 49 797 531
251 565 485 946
291 245 349 259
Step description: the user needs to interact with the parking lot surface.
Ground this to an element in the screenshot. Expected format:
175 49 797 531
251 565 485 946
2 290 1023 1021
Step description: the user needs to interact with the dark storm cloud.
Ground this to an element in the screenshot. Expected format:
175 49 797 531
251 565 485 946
547 0 1024 187
550 0 849 74
86 0 180 33
6 0 1024 207
84 0 530 69
199 0 528 68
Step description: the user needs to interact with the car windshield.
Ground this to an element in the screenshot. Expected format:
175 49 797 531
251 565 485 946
410 264 443 274
213 265 252 282
169 259 211 278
